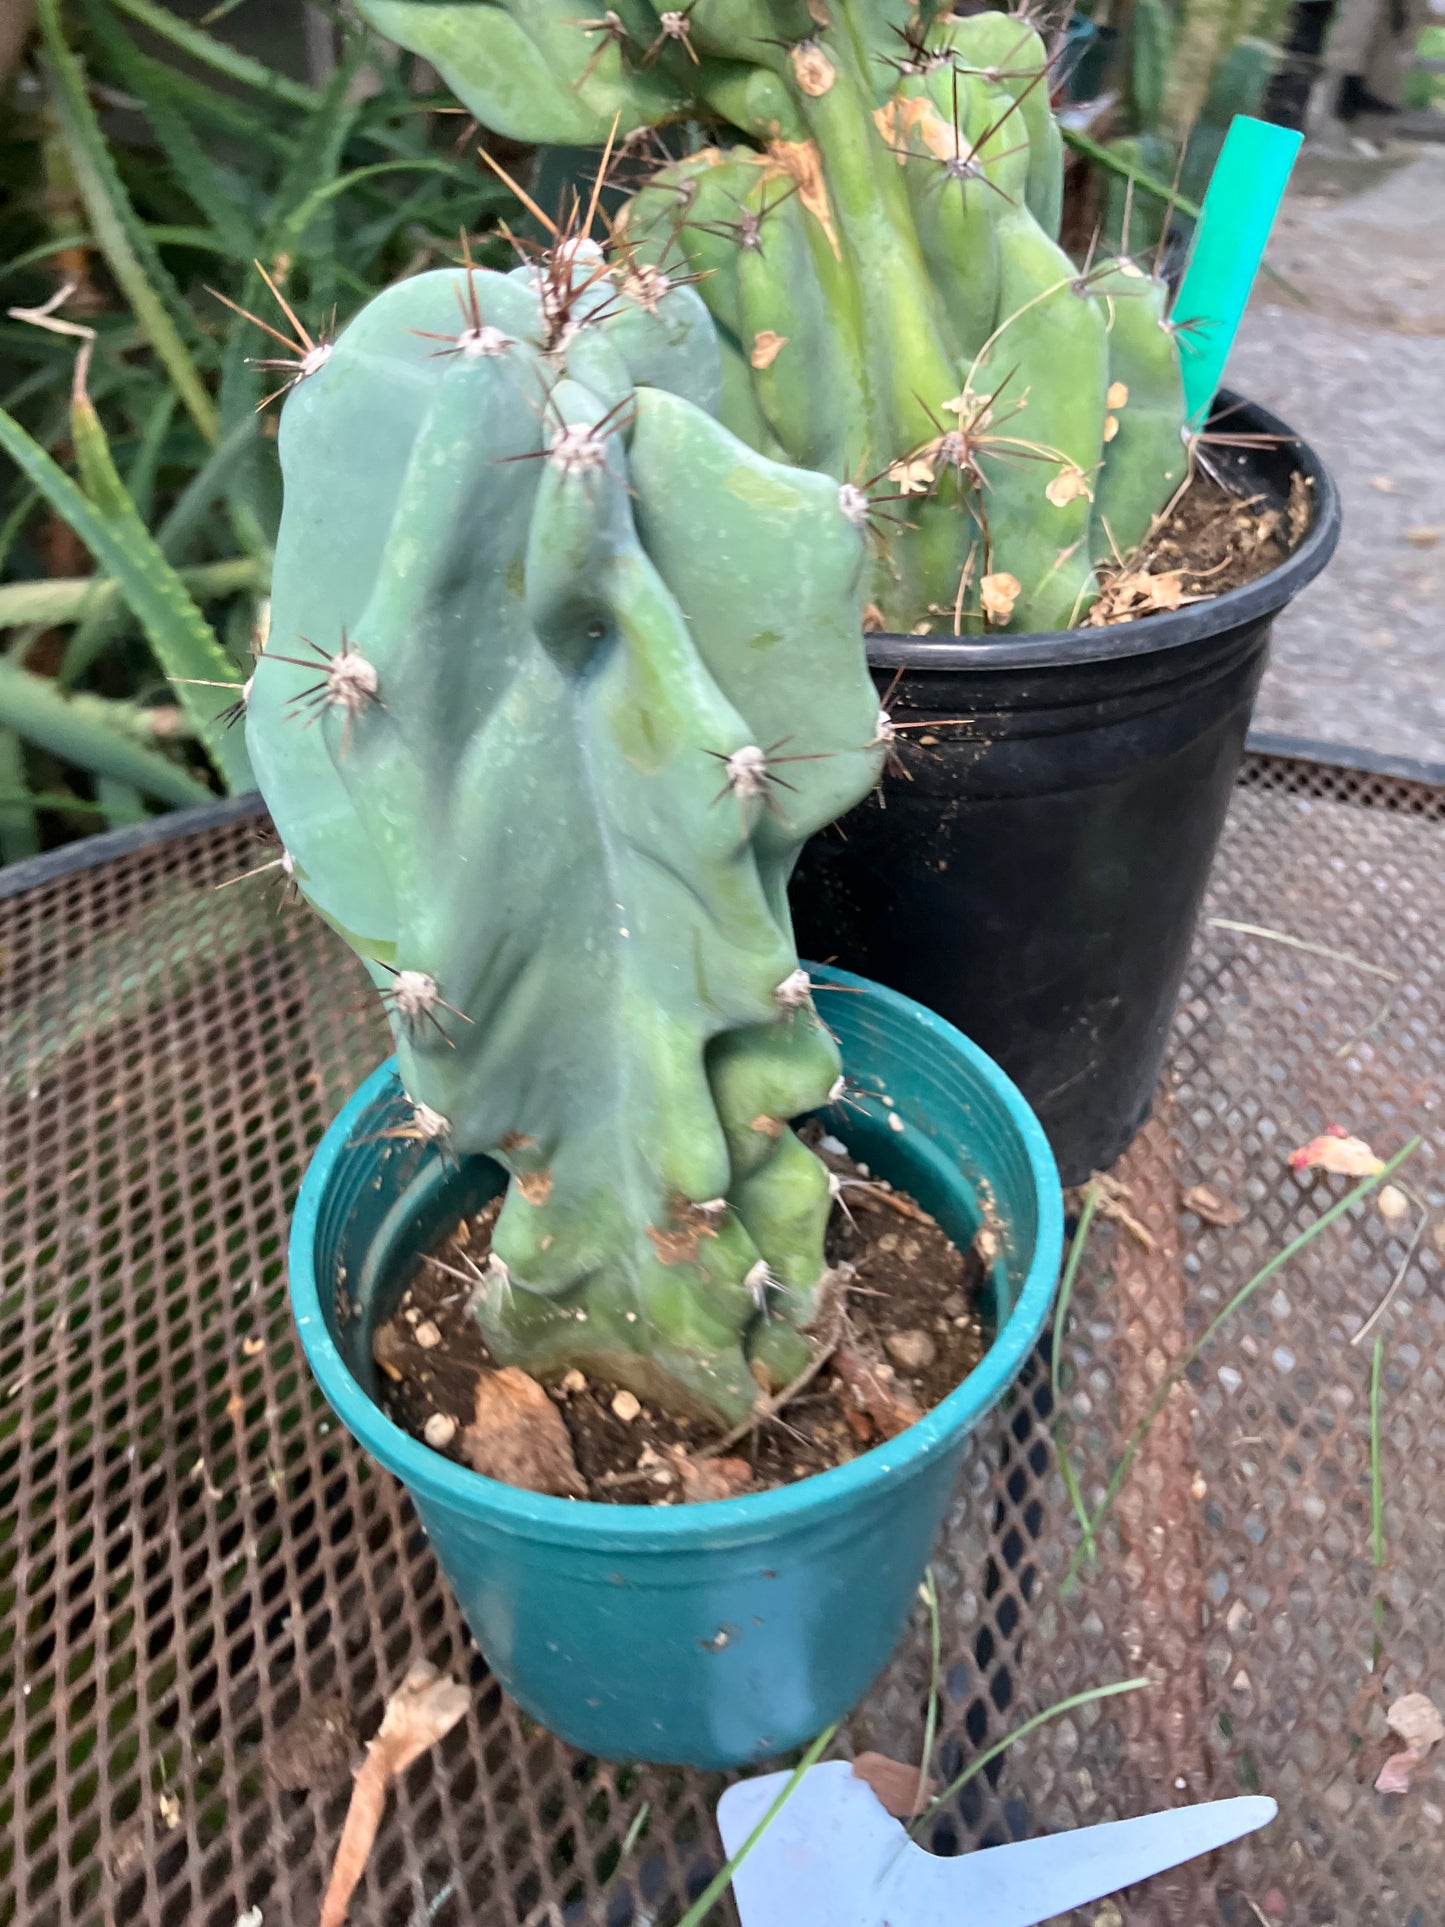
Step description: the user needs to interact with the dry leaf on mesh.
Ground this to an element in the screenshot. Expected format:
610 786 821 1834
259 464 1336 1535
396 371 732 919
851 1750 936 1817
460 1366 587 1498
320 1662 470 1927
1181 1183 1245 1229
1374 1693 1444 1795
1089 1171 1158 1251
1387 1692 1444 1752
1288 1128 1385 1178
831 1342 922 1440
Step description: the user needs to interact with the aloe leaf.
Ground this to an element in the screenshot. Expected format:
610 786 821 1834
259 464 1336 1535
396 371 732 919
0 663 212 808
0 730 40 864
0 398 253 792
107 0 322 111
82 0 261 264
0 558 263 632
36 0 220 444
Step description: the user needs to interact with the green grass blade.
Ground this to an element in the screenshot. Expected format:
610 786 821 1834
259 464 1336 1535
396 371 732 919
911 1679 1152 1841
107 0 322 110
123 388 179 529
0 663 211 808
36 0 219 444
1063 1139 1422 1591
0 399 253 792
673 1723 838 1927
0 558 263 631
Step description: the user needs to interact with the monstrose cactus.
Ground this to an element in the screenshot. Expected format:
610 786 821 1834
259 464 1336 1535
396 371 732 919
357 1 1193 632
245 244 883 1425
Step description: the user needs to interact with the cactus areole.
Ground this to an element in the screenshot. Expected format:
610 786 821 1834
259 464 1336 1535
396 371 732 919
247 247 885 1427
356 1 1193 633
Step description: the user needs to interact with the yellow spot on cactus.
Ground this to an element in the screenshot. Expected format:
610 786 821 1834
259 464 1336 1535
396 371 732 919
1107 381 1129 409
750 331 788 370
764 139 838 257
790 41 835 96
1104 415 1120 442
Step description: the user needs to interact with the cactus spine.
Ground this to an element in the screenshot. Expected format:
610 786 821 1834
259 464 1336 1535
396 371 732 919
358 0 1190 632
246 235 884 1426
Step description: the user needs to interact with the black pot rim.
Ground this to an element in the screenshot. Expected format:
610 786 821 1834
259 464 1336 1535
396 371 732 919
864 390 1341 675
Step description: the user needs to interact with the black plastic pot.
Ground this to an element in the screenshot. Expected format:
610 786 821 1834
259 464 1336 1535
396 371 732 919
789 394 1342 1186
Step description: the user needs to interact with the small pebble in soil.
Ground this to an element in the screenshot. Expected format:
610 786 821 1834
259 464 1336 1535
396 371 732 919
560 1369 587 1394
611 1390 641 1422
423 1412 457 1450
885 1329 936 1372
414 1320 441 1349
940 1291 967 1316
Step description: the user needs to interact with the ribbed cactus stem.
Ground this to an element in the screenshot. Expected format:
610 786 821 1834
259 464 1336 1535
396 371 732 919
357 1 1191 633
246 238 883 1425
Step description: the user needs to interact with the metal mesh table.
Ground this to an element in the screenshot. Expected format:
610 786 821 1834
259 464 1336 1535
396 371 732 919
2 751 1440 1927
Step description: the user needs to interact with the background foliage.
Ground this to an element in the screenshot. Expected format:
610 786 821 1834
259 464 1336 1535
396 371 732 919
0 0 516 860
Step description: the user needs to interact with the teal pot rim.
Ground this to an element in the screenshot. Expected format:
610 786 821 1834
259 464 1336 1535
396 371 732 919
290 962 1063 1552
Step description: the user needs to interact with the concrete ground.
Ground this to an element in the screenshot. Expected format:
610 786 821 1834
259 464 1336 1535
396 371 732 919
1227 142 1445 766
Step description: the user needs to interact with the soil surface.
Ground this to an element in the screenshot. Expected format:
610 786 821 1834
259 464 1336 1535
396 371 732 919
374 1136 987 1505
1089 469 1302 626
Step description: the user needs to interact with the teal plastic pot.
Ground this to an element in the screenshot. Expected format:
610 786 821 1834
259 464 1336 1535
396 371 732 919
290 965 1062 1768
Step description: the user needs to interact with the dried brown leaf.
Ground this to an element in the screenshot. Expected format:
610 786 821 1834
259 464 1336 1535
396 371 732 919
1386 1691 1445 1752
1181 1183 1245 1228
460 1367 587 1498
320 1662 469 1927
1375 1746 1429 1795
832 1343 922 1440
675 1453 755 1503
980 571 1021 624
851 1750 936 1818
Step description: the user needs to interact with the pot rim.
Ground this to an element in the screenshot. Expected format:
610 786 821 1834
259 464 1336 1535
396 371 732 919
290 963 1064 1551
864 390 1341 675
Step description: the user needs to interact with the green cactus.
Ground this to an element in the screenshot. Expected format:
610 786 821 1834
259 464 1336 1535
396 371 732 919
244 243 884 1425
357 1 1190 634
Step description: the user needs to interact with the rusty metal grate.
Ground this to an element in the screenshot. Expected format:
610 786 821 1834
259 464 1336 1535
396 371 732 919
2 752 1440 1927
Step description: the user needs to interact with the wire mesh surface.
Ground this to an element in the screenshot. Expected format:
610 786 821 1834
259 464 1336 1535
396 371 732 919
1 753 1441 1927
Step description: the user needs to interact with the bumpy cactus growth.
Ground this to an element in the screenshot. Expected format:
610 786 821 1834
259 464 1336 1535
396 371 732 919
357 1 1191 632
245 239 883 1425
